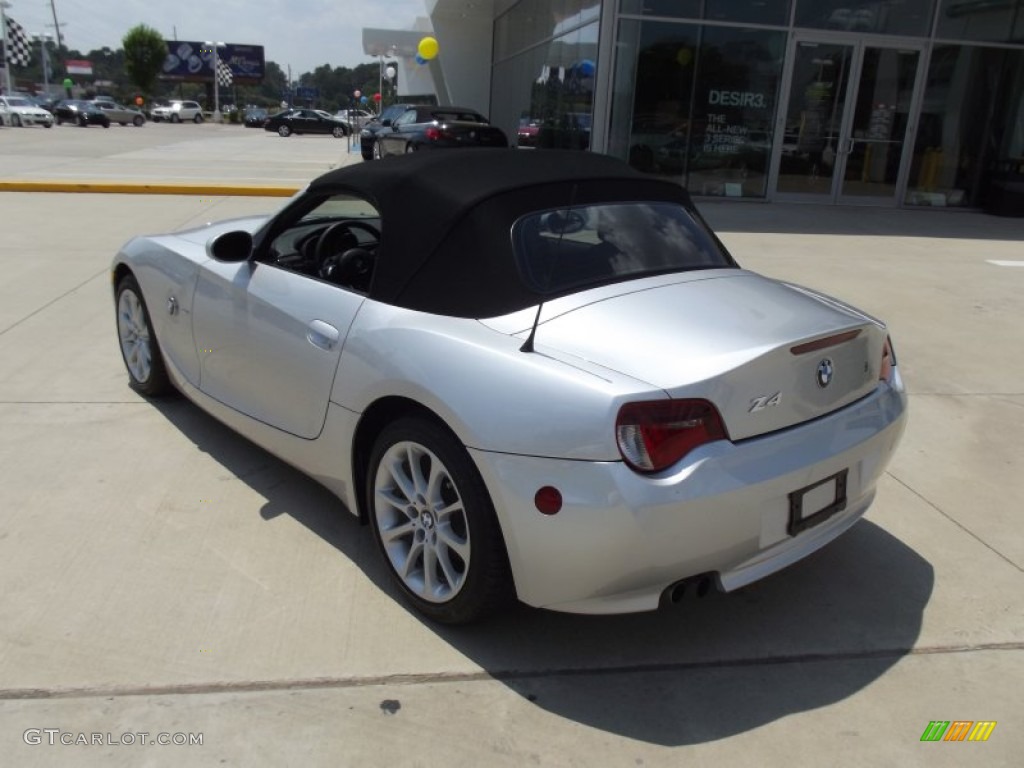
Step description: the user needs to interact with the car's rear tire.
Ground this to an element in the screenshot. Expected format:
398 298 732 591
373 141 383 159
115 275 173 397
133 115 144 127
332 126 345 138
362 147 374 161
367 418 512 624
193 114 203 123
11 115 21 127
278 125 291 137
405 143 417 154
43 121 52 128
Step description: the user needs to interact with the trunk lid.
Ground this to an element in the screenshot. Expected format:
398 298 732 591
510 272 886 440
435 121 507 147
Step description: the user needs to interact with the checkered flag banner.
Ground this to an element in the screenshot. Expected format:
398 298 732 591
4 15 32 67
216 58 233 87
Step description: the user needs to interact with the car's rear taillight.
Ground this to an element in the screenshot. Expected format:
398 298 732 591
425 126 444 141
616 399 729 473
879 336 896 381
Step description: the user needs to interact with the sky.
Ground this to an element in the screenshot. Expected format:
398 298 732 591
6 0 429 74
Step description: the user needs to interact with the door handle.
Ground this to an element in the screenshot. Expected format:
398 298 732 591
306 319 339 350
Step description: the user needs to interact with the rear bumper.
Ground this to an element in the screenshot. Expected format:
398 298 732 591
470 371 907 614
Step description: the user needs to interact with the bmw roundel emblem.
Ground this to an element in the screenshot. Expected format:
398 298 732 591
816 358 834 388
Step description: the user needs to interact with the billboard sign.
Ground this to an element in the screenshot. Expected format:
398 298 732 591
160 41 265 84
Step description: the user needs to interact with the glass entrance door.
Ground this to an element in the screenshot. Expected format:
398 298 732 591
770 36 923 205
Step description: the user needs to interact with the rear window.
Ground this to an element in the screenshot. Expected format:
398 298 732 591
512 202 729 294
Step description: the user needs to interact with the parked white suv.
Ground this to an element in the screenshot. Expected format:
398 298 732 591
150 100 204 123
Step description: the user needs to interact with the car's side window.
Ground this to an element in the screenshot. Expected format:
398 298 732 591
394 111 416 127
266 193 383 294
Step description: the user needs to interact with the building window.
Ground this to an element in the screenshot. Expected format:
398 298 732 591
908 45 1024 209
794 0 936 37
491 19 598 151
610 20 785 198
934 0 1024 43
619 0 792 26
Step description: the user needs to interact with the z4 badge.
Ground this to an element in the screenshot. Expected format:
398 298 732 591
749 392 782 413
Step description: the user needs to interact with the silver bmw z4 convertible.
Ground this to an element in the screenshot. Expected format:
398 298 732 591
112 149 907 624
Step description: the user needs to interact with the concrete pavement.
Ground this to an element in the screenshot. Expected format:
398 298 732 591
0 123 1021 766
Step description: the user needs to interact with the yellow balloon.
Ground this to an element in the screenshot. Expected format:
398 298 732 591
418 36 439 61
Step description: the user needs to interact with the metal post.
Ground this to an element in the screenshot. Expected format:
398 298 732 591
39 34 50 95
1 1 13 95
205 40 225 122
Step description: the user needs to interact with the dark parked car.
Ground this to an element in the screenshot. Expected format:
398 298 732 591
358 103 422 160
517 117 541 148
53 100 111 128
373 106 508 158
263 109 350 138
243 107 268 128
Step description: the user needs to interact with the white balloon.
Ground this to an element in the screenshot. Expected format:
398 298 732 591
385 66 396 80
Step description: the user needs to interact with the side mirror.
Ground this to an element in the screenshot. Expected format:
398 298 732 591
381 118 392 127
209 230 253 263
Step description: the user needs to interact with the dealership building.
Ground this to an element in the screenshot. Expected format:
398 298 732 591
367 0 1024 214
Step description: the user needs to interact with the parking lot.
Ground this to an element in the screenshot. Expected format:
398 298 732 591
0 122 1021 767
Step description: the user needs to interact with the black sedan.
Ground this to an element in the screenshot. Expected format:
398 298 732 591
53 99 111 128
373 106 508 158
243 107 268 128
263 109 350 138
358 103 421 160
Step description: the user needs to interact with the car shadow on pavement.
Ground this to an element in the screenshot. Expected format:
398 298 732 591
151 396 932 747
698 201 1024 241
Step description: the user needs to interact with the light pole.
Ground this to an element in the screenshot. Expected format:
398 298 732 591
204 40 225 122
37 33 52 95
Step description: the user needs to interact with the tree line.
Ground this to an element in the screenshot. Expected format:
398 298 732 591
10 24 389 112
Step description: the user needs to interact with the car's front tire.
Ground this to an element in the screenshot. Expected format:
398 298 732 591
367 418 512 624
115 275 173 397
278 125 291 137
332 126 346 138
171 114 180 123
11 115 22 127
373 141 384 159
133 115 144 127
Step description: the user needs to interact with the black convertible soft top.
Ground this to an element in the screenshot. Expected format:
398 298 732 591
306 148 705 318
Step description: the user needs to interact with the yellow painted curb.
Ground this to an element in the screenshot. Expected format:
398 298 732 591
0 181 300 197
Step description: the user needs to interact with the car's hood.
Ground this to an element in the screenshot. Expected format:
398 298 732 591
172 215 273 245
482 271 887 440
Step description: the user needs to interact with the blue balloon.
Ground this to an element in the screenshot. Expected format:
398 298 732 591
577 59 596 77
415 54 427 66
360 95 368 103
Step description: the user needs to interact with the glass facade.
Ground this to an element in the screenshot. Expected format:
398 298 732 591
609 21 785 197
491 1 600 152
908 45 1024 209
486 0 1024 211
793 0 935 36
934 0 1024 43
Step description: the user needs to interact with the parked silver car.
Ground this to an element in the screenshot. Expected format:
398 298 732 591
150 100 203 123
111 149 907 624
0 95 54 128
91 100 146 126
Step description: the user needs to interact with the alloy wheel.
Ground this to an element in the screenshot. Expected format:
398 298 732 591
117 288 153 385
373 440 471 603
